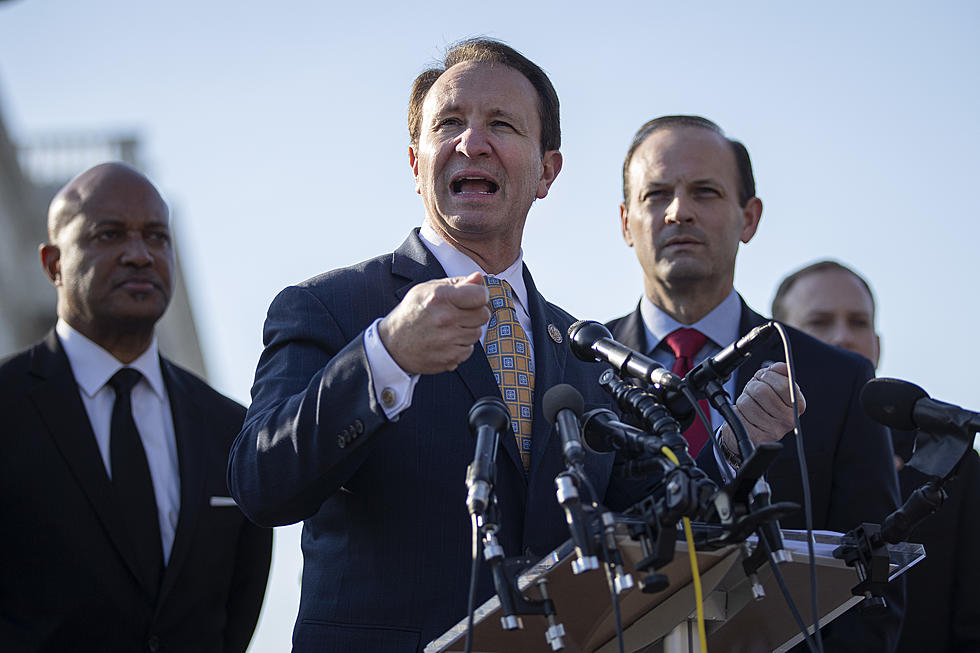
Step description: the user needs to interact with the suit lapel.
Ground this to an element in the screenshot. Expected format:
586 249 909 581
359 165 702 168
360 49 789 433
155 360 205 609
27 331 148 591
611 302 648 352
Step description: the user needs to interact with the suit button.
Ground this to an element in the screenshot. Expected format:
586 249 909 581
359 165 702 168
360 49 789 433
336 434 347 448
147 635 160 652
353 419 364 434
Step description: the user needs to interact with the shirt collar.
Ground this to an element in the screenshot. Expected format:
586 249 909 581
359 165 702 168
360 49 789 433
639 289 742 353
418 222 529 313
56 318 166 400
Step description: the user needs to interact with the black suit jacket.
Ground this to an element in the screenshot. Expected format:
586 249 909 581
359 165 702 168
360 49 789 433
608 300 904 652
892 434 980 653
0 331 272 653
229 230 651 652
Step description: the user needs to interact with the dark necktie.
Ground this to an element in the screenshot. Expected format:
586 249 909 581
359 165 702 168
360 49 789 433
664 328 712 456
108 368 164 593
483 276 535 470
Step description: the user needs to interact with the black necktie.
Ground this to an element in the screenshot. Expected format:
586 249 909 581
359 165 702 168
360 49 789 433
108 368 164 593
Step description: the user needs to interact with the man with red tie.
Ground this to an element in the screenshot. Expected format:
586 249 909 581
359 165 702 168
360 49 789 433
607 116 904 651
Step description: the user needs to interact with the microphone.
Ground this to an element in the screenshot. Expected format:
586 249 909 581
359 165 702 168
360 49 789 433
466 396 510 516
861 378 980 434
684 322 776 390
543 384 598 574
543 384 586 467
568 320 684 391
581 408 661 457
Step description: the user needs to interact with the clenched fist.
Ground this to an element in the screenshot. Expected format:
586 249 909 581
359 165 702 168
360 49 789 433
378 272 491 375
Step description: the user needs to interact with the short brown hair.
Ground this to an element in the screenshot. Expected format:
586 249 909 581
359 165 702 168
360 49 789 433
771 260 876 322
621 115 755 207
407 38 560 154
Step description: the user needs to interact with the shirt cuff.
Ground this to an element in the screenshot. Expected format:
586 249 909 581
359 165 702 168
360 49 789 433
364 318 419 420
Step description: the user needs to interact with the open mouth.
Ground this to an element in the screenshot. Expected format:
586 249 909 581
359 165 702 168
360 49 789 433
451 177 499 195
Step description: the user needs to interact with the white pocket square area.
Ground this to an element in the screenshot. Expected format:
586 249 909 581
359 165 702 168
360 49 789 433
209 496 238 507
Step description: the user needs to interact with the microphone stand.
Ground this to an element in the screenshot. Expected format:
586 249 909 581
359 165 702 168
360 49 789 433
698 375 796 591
601 370 799 595
597 371 720 592
476 487 567 650
833 426 975 610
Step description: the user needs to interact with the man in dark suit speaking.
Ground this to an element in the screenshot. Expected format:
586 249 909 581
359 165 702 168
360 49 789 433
229 39 651 652
0 162 272 652
607 115 904 650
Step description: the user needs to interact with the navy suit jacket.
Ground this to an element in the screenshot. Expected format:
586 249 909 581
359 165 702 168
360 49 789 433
608 300 905 652
229 230 650 652
0 331 272 653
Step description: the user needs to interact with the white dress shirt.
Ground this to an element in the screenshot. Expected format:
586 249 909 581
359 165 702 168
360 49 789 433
364 222 533 419
56 319 181 562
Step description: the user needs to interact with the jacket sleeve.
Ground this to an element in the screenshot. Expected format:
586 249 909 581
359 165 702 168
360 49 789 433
227 284 389 527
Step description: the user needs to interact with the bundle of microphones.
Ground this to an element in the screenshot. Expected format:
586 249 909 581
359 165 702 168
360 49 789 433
462 318 980 652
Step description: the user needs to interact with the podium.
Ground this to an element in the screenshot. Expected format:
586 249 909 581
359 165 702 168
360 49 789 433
426 525 923 653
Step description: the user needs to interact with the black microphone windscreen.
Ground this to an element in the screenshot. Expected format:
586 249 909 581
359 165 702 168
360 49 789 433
468 396 511 435
861 378 929 430
567 320 613 362
581 408 619 453
543 384 585 425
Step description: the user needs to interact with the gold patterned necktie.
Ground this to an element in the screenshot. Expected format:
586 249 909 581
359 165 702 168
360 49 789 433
483 276 535 470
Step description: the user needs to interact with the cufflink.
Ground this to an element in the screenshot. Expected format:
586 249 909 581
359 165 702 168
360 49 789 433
381 387 396 408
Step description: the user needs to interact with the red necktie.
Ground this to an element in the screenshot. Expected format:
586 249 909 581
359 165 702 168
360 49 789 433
664 328 711 456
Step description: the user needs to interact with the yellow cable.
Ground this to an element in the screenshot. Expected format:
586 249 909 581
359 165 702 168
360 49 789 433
661 446 708 653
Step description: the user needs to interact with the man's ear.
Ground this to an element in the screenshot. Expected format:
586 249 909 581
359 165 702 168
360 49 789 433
535 150 563 199
740 196 763 243
619 203 634 247
408 145 421 195
39 243 61 285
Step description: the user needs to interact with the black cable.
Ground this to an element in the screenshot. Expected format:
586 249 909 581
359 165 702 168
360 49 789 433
599 521 626 653
759 533 821 653
772 322 824 653
574 462 600 508
682 384 735 485
464 513 481 653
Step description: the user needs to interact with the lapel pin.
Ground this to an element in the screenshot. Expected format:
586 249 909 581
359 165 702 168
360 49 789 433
547 324 563 344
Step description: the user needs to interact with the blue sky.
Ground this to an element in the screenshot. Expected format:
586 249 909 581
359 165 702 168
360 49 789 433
2 1 978 649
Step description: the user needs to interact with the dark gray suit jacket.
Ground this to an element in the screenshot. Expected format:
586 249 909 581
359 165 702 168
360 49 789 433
0 331 272 653
608 300 905 652
229 230 652 652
